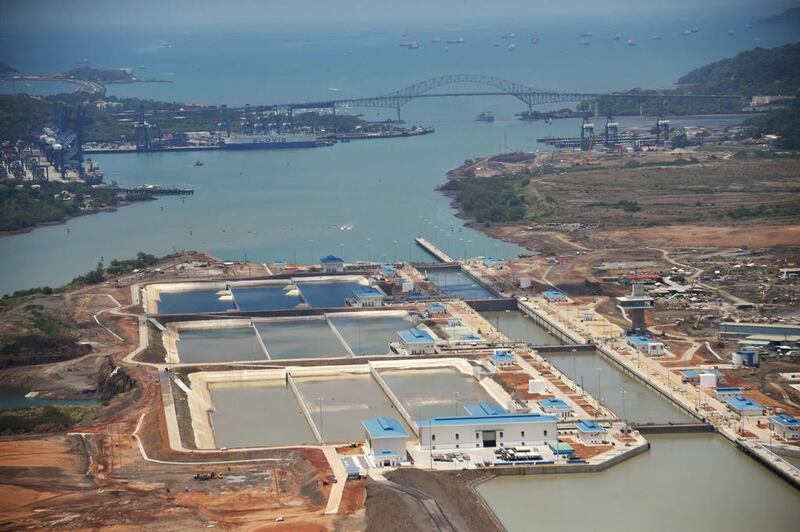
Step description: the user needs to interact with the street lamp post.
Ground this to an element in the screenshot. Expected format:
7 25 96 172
620 390 628 432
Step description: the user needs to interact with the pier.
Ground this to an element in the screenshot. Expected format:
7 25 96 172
415 237 454 263
116 186 194 196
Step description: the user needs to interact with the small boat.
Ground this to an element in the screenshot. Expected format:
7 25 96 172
727 30 735 35
627 39 636 46
400 41 419 49
501 32 516 39
340 224 354 231
531 37 540 44
493 42 501 47
681 30 692 35
653 35 663 40
194 160 204 166
691 27 699 33
446 38 465 44
508 43 517 51
580 40 591 46
580 32 593 37
613 34 622 41
476 111 495 122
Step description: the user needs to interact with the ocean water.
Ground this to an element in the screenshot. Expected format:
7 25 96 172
1 11 798 296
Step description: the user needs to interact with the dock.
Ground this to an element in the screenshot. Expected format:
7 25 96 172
116 186 194 196
415 237 454 263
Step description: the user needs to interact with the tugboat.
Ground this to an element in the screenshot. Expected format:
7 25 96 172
475 111 495 122
194 160 204 166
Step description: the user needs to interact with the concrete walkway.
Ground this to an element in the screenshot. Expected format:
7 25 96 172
322 446 347 514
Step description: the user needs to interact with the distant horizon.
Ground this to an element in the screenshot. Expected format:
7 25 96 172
0 0 796 31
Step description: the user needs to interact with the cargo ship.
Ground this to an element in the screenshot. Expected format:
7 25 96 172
221 132 322 150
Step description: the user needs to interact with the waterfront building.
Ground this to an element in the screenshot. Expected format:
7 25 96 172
397 327 436 355
769 413 800 441
418 410 558 450
543 289 568 302
363 416 409 467
575 420 606 444
538 397 573 419
626 334 666 356
349 285 384 307
726 395 763 417
320 255 344 272
426 302 447 316
489 350 515 368
680 369 723 384
714 387 742 401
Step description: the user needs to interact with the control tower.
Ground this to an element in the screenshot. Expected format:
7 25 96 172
616 283 655 334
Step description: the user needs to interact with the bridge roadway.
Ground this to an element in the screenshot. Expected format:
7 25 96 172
117 73 744 122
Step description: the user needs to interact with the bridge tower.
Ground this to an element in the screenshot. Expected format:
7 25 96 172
655 100 670 145
604 104 619 147
616 283 655 334
580 114 595 151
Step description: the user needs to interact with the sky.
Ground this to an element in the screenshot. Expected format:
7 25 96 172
0 0 796 29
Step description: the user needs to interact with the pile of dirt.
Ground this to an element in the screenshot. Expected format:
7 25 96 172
365 480 436 532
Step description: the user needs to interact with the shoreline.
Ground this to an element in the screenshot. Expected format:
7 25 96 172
0 198 152 240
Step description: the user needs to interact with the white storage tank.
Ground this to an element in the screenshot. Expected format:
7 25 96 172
528 378 547 394
699 372 717 389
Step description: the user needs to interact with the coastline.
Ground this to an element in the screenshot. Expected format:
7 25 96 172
0 199 151 240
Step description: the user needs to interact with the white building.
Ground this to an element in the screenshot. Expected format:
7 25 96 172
627 334 666 356
418 409 558 450
397 327 436 355
714 387 742 401
489 350 515 368
320 255 345 273
349 285 384 307
575 420 606 444
362 416 409 467
770 414 800 441
538 397 573 419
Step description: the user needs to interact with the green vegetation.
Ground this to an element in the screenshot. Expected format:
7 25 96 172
677 43 800 96
63 67 133 83
440 176 530 223
743 100 800 149
69 252 158 287
761 7 800 24
727 203 800 220
586 199 642 212
0 306 90 369
0 179 122 232
0 95 52 141
0 404 101 435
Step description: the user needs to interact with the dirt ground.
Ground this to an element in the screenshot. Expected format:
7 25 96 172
385 469 502 532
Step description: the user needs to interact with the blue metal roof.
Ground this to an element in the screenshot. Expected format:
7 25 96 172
483 257 506 267
418 412 558 428
680 369 723 378
427 302 446 312
362 416 409 439
726 395 763 411
397 327 434 344
543 289 567 300
627 334 657 346
463 402 506 417
538 397 572 411
576 420 604 433
770 413 800 428
320 255 344 264
489 351 514 363
353 285 382 298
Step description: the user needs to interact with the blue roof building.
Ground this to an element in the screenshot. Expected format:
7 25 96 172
397 327 436 354
770 414 800 441
575 421 607 444
350 285 384 307
543 289 568 302
320 255 344 272
426 302 447 315
489 351 515 367
726 395 763 416
419 412 558 428
463 402 506 417
483 257 507 268
538 397 573 418
714 387 742 400
363 416 409 439
680 369 723 382
362 417 409 467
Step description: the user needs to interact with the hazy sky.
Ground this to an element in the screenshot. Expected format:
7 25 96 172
0 0 795 29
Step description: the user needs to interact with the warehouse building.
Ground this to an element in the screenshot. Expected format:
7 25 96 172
575 420 606 444
769 414 800 441
418 408 558 450
397 327 436 355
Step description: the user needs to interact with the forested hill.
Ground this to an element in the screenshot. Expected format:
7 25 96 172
761 7 800 24
677 43 800 96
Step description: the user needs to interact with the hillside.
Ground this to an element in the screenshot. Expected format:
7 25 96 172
761 7 800 24
677 43 800 96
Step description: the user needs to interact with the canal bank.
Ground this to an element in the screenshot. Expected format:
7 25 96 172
476 433 800 532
